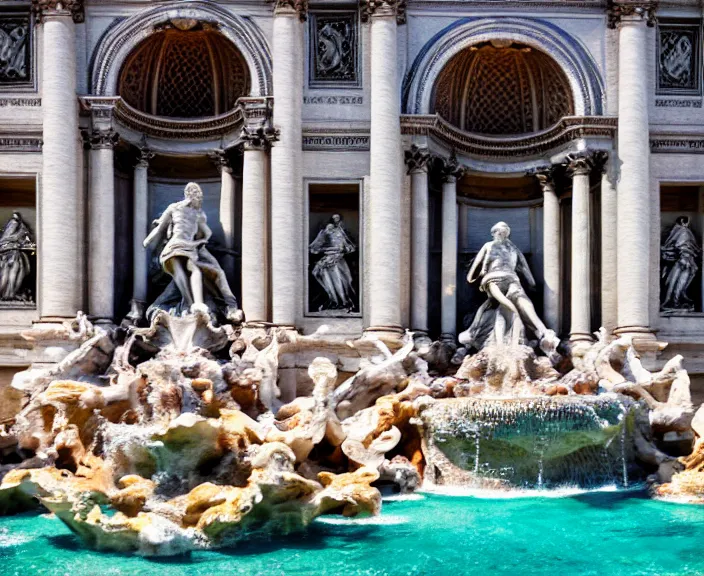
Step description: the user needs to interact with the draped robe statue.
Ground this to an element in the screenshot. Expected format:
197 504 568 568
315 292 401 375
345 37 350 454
661 216 701 311
459 222 559 358
309 214 357 311
0 212 34 301
143 182 243 323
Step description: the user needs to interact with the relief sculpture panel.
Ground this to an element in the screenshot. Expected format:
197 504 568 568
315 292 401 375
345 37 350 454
657 23 701 95
309 11 359 88
0 12 30 86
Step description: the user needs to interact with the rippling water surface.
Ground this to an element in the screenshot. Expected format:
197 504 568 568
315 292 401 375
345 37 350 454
1 490 703 576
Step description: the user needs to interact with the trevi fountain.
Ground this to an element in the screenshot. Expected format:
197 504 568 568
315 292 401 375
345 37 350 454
1 1 704 575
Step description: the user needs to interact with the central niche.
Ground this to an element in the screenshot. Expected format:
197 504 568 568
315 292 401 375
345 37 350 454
432 41 574 135
118 24 250 118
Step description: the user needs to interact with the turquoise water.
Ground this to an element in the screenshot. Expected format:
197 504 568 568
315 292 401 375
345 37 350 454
1 490 703 576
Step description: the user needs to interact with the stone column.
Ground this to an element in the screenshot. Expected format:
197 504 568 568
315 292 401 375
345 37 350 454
127 147 154 324
567 153 595 343
363 0 405 333
85 127 118 323
609 2 656 338
270 0 305 327
35 0 83 320
440 156 463 339
535 169 561 333
601 157 618 335
241 127 276 323
405 145 432 334
209 150 237 282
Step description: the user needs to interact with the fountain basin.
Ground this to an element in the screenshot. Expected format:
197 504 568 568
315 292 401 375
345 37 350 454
418 396 639 490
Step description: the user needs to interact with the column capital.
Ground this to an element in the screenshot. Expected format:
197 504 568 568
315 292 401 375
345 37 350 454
531 166 557 193
32 0 84 23
135 146 155 169
82 128 119 150
209 149 234 174
360 0 407 25
241 125 279 151
607 1 657 29
270 0 308 22
404 144 432 174
439 153 465 183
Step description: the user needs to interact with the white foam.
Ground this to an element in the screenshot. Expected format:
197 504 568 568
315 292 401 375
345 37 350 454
314 514 410 526
382 493 425 502
0 529 32 548
420 483 643 499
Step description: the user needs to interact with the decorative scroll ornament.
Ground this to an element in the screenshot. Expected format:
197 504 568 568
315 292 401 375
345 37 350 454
360 0 407 25
439 152 466 182
270 0 308 22
607 1 658 29
31 0 84 23
404 144 432 174
208 149 233 174
82 128 119 150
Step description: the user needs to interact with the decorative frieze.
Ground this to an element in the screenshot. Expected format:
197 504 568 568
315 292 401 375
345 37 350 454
607 1 658 29
0 98 40 107
82 128 119 150
0 12 31 86
0 135 41 152
401 115 617 159
657 21 700 96
303 130 369 151
655 98 702 108
270 0 308 22
309 11 359 88
31 0 84 23
303 95 363 105
359 0 406 25
650 137 704 153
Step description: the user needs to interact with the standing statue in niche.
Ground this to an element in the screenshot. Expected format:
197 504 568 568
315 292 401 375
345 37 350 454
661 215 701 312
0 212 34 301
143 182 243 323
459 221 559 358
309 214 357 312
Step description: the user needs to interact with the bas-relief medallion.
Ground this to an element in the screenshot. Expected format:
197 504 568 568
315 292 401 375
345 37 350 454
0 13 30 86
309 12 359 88
657 23 701 96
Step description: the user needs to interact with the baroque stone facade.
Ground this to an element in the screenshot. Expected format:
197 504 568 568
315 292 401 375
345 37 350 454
0 0 702 378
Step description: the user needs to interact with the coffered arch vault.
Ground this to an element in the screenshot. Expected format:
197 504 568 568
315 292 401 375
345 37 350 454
403 17 605 121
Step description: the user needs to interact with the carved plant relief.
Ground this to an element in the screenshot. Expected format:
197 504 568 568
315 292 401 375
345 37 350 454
309 12 358 87
0 13 30 85
657 24 700 95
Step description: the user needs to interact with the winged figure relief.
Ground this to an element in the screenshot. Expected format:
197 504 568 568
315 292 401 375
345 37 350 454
0 25 27 80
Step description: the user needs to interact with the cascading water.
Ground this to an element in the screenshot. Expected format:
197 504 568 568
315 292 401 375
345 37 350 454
419 395 640 490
